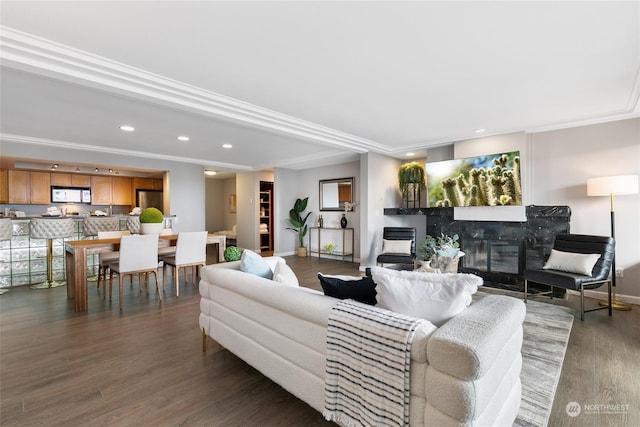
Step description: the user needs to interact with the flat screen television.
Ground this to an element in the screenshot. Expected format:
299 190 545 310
426 151 522 207
51 186 91 204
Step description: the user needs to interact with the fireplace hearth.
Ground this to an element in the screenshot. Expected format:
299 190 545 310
419 206 572 292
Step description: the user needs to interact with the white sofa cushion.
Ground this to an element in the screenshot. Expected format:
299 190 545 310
273 261 299 287
240 249 273 279
427 294 526 381
381 239 412 254
543 249 600 275
370 267 480 326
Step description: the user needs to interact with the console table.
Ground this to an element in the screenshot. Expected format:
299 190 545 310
309 227 354 262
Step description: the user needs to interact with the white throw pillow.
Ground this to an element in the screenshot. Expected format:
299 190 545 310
273 261 299 287
381 239 412 255
370 266 481 327
543 249 600 276
240 249 273 279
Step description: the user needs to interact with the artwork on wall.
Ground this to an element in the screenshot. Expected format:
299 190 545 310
229 194 237 213
426 151 522 207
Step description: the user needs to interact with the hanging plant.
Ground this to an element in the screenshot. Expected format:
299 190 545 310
398 162 426 207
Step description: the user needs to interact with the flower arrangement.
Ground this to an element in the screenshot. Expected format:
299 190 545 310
417 233 460 261
324 243 335 254
343 201 359 212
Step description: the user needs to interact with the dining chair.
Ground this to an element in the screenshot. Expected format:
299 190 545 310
83 217 119 283
96 230 131 293
157 228 176 257
108 234 161 310
159 231 208 296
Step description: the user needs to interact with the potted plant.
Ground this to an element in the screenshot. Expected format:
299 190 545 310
139 207 164 234
287 197 312 257
223 246 242 262
398 162 426 208
417 233 461 273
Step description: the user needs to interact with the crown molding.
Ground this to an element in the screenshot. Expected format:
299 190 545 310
0 133 253 171
0 26 388 154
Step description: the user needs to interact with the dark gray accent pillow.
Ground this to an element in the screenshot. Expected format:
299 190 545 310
318 273 377 305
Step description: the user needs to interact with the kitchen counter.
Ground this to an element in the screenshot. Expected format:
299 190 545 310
0 215 177 289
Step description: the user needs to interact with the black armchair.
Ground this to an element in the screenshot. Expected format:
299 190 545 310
523 233 615 320
376 227 416 269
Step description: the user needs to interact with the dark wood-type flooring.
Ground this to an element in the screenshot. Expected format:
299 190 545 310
1 256 638 426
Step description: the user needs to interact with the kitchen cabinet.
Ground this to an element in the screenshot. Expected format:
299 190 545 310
91 176 132 205
51 173 91 187
112 177 132 205
30 172 51 204
90 176 112 205
8 170 28 204
133 177 163 190
8 170 51 204
0 169 8 204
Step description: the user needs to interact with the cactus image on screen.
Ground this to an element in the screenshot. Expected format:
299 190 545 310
426 151 522 207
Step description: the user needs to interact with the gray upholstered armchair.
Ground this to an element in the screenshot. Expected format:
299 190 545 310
376 227 416 269
523 233 615 320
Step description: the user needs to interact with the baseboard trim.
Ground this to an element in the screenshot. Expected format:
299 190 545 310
567 289 640 306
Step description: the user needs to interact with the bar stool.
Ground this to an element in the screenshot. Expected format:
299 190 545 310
30 218 74 289
126 216 140 234
0 219 13 295
82 217 119 239
82 217 120 285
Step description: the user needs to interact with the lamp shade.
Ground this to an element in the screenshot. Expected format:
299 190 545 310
587 175 639 196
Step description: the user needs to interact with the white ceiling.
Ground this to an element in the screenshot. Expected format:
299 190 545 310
1 1 639 174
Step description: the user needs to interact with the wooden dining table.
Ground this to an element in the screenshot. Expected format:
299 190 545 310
65 233 226 312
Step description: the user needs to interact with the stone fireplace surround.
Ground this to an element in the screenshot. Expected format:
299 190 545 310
384 205 571 293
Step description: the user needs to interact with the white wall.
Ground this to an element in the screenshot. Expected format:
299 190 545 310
273 167 299 255
1 140 206 232
360 152 403 268
205 178 223 232
223 178 237 230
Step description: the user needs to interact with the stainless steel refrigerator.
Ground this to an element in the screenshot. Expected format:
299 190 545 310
136 190 163 210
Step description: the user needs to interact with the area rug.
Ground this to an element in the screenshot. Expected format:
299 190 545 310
515 298 574 427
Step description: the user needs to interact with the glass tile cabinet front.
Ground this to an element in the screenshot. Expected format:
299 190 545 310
0 218 127 289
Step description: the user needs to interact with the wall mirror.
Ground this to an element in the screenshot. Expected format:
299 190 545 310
319 177 354 211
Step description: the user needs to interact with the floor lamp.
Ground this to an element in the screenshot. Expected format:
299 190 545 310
587 174 639 310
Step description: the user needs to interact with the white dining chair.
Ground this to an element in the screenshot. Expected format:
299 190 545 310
108 234 161 310
96 230 131 293
159 231 207 296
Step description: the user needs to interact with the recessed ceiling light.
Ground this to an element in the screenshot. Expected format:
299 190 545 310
406 152 415 157
120 125 135 132
474 128 486 134
222 143 232 149
204 170 217 176
177 136 190 142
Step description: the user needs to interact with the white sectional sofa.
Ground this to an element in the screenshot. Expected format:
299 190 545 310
199 257 526 426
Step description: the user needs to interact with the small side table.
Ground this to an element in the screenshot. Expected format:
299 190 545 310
309 227 354 262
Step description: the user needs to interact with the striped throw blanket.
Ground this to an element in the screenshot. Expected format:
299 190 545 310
323 300 425 427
